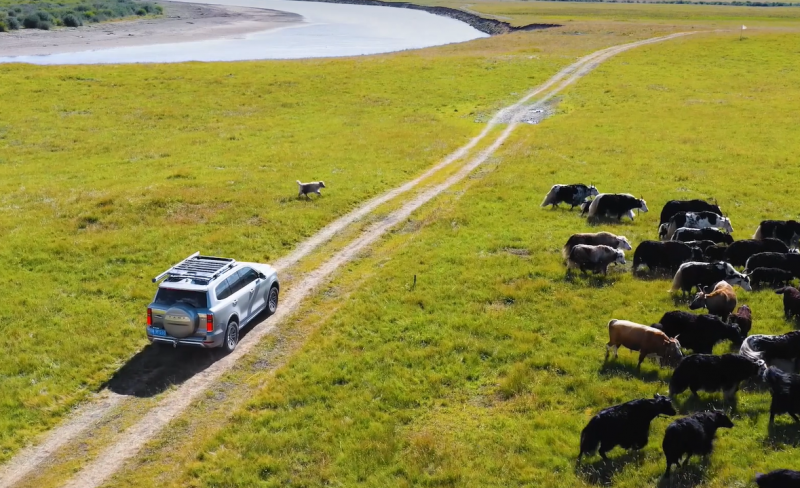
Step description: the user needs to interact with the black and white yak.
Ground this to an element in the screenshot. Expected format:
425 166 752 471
739 331 800 374
669 261 751 295
567 244 626 275
754 220 800 248
671 227 734 245
578 394 676 461
633 241 704 274
745 252 800 278
669 353 764 402
665 211 733 240
587 193 648 222
654 311 744 354
540 184 599 210
662 411 734 477
724 238 789 267
659 199 723 227
563 232 631 259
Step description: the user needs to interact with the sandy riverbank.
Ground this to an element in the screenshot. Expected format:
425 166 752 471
0 1 303 57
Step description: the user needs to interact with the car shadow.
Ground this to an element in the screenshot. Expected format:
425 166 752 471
599 361 665 384
103 310 271 398
575 450 645 485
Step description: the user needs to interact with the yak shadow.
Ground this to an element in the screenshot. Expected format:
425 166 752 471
102 309 270 397
599 360 665 384
765 420 800 448
632 267 675 282
673 393 732 415
656 460 710 488
575 450 645 486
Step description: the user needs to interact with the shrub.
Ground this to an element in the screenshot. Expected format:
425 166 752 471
135 7 146 15
62 13 82 26
36 11 53 22
7 16 19 29
37 20 51 30
8 10 15 16
23 13 40 28
0 20 6 32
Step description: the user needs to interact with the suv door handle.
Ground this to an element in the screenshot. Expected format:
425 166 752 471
249 288 255 294
232 299 238 305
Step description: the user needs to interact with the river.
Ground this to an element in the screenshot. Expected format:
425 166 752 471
0 0 489 64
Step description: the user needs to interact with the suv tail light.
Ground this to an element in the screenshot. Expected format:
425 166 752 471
206 314 214 333
147 308 152 326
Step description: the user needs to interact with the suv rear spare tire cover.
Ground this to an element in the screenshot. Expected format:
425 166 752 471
164 304 199 338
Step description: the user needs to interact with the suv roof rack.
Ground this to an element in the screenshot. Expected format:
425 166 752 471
152 252 237 284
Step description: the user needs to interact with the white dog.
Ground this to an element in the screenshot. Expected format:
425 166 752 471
297 180 326 199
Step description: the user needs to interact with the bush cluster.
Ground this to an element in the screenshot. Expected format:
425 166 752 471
0 0 163 31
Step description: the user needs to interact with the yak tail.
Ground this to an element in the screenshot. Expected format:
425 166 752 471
587 195 602 218
669 268 683 292
668 363 690 397
739 334 764 364
296 180 302 186
541 185 559 207
753 225 762 240
578 424 599 459
562 245 571 260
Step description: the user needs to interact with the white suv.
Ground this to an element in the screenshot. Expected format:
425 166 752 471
147 253 279 352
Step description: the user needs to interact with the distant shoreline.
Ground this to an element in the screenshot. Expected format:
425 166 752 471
0 1 302 58
288 0 561 35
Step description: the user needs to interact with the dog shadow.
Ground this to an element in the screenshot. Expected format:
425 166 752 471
656 460 710 488
632 268 673 282
765 420 800 448
575 450 645 485
599 360 664 383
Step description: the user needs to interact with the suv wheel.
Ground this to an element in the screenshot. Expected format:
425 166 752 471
267 285 279 316
224 319 239 353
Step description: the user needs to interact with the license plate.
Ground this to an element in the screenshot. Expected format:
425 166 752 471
148 327 167 337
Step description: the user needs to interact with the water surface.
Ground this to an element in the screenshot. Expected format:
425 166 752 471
0 0 488 64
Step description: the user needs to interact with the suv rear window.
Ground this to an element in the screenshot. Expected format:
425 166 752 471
154 288 208 309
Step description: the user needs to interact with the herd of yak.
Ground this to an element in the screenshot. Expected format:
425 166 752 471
541 184 800 484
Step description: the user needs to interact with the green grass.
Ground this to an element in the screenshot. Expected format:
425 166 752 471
165 32 800 488
0 27 666 464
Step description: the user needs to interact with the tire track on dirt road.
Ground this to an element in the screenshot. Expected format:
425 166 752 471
0 31 692 488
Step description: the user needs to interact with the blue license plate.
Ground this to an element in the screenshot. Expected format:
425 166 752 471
148 327 167 337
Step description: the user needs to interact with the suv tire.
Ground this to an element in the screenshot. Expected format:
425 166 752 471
267 285 279 316
224 319 239 353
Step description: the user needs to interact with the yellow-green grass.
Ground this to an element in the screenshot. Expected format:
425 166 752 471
0 25 683 463
404 0 800 26
167 32 800 488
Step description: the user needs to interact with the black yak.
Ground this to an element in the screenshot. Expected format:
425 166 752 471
725 238 789 267
669 353 763 401
756 469 800 488
654 311 744 354
587 193 648 221
662 411 734 476
670 261 751 295
754 220 800 248
632 241 703 273
578 394 676 461
763 366 800 424
672 227 734 245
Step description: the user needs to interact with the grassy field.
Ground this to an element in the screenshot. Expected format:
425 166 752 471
0 23 692 464
409 0 800 25
149 32 800 488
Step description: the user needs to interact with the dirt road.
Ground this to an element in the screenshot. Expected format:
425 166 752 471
0 31 693 488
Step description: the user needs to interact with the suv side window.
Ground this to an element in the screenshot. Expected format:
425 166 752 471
229 268 259 294
215 279 231 301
